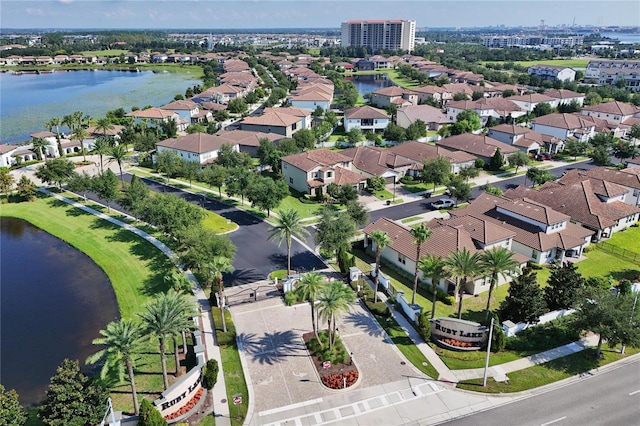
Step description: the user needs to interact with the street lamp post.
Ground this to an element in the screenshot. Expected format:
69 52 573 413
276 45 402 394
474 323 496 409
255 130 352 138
482 317 495 387
393 177 396 203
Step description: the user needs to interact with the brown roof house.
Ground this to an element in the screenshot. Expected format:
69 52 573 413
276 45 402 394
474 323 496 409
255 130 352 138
370 86 418 109
240 110 304 137
395 104 452 131
362 217 525 296
452 193 594 264
446 97 526 125
210 129 282 157
531 113 596 143
156 132 238 165
486 124 543 154
503 178 640 242
436 133 519 163
126 108 184 131
343 106 390 133
557 167 640 207
281 149 367 197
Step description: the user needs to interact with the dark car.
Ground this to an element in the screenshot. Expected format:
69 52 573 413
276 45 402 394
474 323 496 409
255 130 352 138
535 153 552 161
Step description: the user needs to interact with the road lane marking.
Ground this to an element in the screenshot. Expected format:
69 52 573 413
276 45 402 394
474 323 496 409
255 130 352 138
540 416 567 426
629 389 640 396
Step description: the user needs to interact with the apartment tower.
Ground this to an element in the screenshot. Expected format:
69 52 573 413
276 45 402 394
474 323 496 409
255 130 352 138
341 19 416 52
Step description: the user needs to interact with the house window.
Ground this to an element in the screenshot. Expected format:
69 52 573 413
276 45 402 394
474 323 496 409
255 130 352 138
326 171 333 178
532 249 538 259
289 177 293 184
398 254 406 265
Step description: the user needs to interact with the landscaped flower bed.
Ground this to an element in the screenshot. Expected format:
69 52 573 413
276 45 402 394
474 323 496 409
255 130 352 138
303 331 359 390
164 387 204 421
321 370 359 389
437 337 482 351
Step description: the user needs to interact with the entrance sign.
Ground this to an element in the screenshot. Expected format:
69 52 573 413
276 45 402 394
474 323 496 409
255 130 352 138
233 395 242 405
430 318 489 351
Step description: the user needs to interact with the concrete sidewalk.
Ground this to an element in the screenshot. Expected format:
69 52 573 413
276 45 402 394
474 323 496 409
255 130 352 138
40 188 232 425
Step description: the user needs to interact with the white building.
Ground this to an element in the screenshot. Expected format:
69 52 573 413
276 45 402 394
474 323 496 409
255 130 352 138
341 20 416 52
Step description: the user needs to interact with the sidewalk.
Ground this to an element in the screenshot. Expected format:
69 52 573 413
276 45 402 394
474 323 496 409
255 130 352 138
39 188 232 425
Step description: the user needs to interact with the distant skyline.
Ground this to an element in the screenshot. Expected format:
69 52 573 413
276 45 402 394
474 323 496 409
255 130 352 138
1 1 639 31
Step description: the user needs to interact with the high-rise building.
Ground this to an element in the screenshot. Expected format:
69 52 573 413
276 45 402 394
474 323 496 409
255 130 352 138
341 20 416 52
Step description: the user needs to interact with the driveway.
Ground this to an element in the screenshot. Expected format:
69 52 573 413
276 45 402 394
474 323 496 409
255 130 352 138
230 290 423 415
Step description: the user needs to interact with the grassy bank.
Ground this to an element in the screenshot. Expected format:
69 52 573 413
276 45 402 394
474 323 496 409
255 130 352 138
9 62 204 78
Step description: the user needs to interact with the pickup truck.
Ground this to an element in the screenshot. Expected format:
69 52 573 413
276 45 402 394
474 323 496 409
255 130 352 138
430 198 455 209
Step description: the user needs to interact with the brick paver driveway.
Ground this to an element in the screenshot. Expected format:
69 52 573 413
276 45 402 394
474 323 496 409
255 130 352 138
230 293 422 414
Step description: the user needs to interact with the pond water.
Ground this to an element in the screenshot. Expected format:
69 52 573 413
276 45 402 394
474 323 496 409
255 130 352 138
346 73 396 97
0 217 119 407
0 69 201 144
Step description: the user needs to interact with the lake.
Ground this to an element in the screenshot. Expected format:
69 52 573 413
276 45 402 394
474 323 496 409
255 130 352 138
346 73 396 97
0 69 201 144
599 32 640 44
0 217 119 407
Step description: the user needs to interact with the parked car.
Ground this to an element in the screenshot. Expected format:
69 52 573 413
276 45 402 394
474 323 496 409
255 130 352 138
535 153 552 161
430 198 455 209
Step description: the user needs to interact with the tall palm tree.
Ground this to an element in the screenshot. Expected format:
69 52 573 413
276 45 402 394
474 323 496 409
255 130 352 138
72 127 89 161
445 248 483 319
316 282 356 348
86 319 146 415
207 256 234 333
294 272 326 343
108 144 128 181
92 137 110 173
267 209 309 274
31 137 49 161
410 224 432 305
138 290 194 390
418 254 447 319
95 117 115 138
45 117 62 157
370 230 392 303
480 247 519 321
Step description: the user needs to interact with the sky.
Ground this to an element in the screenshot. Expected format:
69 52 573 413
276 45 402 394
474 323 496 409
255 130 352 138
1 0 638 30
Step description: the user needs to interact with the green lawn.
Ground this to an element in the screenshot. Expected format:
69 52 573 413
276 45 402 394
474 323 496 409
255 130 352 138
575 248 640 281
371 189 395 201
599 225 640 252
277 191 325 219
402 181 433 193
203 210 238 233
401 216 423 224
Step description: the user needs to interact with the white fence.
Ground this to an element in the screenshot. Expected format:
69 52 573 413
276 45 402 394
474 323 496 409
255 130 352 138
396 290 422 323
501 308 575 337
369 263 391 291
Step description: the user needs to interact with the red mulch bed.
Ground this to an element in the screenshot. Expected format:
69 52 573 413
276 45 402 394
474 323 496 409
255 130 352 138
302 332 358 389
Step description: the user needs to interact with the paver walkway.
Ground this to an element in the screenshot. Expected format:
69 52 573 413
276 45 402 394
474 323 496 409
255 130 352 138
40 188 232 425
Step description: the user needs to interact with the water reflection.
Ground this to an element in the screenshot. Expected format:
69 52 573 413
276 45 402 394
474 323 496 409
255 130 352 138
0 217 119 407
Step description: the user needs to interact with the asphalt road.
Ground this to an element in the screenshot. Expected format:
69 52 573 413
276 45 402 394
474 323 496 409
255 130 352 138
444 358 640 426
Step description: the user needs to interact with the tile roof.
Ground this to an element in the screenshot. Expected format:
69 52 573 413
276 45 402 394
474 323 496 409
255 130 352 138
30 131 56 138
439 215 516 246
344 105 389 120
0 144 19 154
241 110 301 127
387 141 476 164
341 146 395 176
126 108 177 120
544 89 584 100
160 99 198 111
363 217 478 261
156 132 231 154
282 149 352 172
436 134 518 158
332 167 367 186
396 105 451 125
498 197 571 225
582 101 639 116
532 113 596 130
263 107 311 118
508 93 556 103
559 166 640 190
372 86 415 97
211 129 281 147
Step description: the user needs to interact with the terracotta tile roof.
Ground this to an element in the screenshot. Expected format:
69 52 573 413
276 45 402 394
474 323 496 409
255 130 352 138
557 170 629 198
156 132 231 154
211 129 281 147
442 83 475 95
439 215 516 245
498 197 571 225
289 89 333 102
544 89 584 100
397 105 451 125
532 113 596 130
344 105 389 120
363 217 478 261
126 108 177 120
30 131 56 138
487 123 530 136
410 85 446 95
241 110 301 127
282 149 352 172
332 167 367 186
160 99 198 111
387 141 476 164
372 86 415 97
263 107 311 118
508 93 556 103
341 146 394 176
559 166 640 190
0 144 19 154
582 101 639 116
436 134 518 158
198 102 227 111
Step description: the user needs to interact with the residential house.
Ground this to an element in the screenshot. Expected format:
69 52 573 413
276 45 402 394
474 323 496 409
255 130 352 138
160 100 203 124
527 65 576 82
410 85 447 106
223 59 251 73
445 97 526 125
288 83 334 111
194 84 246 104
452 193 594 264
339 146 400 182
0 144 20 166
395 104 452 131
370 86 418 109
436 133 519 163
354 59 375 71
585 60 640 92
240 109 303 137
343 105 390 133
210 129 282 157
29 131 59 158
487 124 543 155
507 93 558 112
368 55 393 69
531 113 596 143
558 167 640 207
263 107 312 130
579 101 640 138
156 132 237 165
281 149 367 196
544 89 585 106
504 179 640 241
126 108 183 131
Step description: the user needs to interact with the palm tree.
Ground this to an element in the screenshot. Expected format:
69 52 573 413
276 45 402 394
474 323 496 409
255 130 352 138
31 137 49 161
445 248 483 319
138 290 194 390
61 113 76 134
370 230 392 303
480 247 519 321
207 256 234 333
108 144 128 181
86 319 146 415
95 117 115 138
72 127 89 161
316 282 356 348
418 254 447 319
267 209 310 274
294 272 326 343
92 137 110 173
46 117 62 157
410 224 432 305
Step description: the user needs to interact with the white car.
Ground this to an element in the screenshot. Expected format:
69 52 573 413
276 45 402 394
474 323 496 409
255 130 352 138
430 198 455 209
